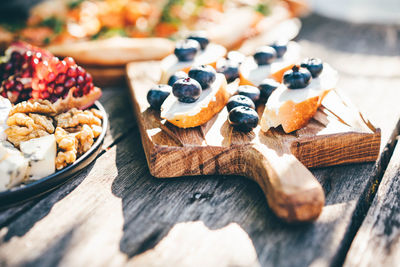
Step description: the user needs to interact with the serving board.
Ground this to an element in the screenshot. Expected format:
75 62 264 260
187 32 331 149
126 61 381 223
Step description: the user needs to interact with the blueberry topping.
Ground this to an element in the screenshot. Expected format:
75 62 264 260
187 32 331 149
147 84 171 109
283 65 312 89
227 51 245 64
226 95 255 112
216 59 239 83
271 41 288 58
172 77 202 103
228 106 259 132
258 78 280 102
174 39 200 62
187 32 209 50
237 85 260 103
300 58 323 78
253 46 277 65
168 71 188 86
188 65 216 90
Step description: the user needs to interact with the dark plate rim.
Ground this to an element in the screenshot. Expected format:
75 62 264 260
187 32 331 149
0 101 108 200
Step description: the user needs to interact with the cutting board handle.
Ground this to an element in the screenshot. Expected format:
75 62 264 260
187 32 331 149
242 145 325 222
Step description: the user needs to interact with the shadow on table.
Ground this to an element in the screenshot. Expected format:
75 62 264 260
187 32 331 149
109 124 370 266
0 164 93 243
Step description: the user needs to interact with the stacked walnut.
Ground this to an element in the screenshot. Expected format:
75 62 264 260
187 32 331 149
5 99 103 170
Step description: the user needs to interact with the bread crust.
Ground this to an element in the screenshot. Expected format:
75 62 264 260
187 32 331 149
163 78 229 128
261 89 330 133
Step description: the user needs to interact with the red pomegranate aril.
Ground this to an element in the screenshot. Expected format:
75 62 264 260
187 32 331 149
15 83 23 92
64 77 76 88
56 73 66 84
83 84 91 94
46 72 56 82
66 67 77 78
76 75 85 85
54 85 64 95
64 57 75 67
85 73 92 83
54 61 67 74
4 79 14 90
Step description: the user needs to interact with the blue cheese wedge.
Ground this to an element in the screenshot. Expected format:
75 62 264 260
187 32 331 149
0 141 29 191
0 96 12 141
20 134 56 181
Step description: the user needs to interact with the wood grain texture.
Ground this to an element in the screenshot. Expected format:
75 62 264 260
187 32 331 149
0 14 400 267
126 61 380 222
343 143 400 267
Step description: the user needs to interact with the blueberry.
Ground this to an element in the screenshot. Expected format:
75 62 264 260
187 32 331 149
228 106 259 132
258 78 280 102
147 84 171 109
174 39 200 62
227 51 245 64
168 71 188 86
187 32 209 50
271 41 288 58
188 65 216 90
283 65 312 89
237 85 260 103
172 77 202 103
226 95 255 112
253 46 277 65
216 59 239 83
300 58 323 78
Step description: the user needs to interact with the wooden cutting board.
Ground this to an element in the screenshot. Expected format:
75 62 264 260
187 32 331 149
126 61 381 223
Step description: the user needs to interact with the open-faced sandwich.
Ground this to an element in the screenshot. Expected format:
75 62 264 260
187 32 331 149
0 42 103 191
239 41 301 86
260 58 338 133
160 35 226 84
148 64 229 129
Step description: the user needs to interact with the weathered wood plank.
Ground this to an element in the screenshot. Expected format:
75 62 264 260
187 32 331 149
343 142 400 267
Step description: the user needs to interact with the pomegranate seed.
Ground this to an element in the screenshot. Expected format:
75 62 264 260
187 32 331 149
64 77 76 88
15 83 23 92
64 57 75 67
4 80 14 90
76 66 85 76
83 84 91 94
56 73 66 84
66 67 77 78
47 72 56 82
76 75 85 85
54 85 64 95
85 73 93 83
54 61 67 74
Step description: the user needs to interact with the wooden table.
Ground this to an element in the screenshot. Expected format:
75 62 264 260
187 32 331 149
1 15 400 267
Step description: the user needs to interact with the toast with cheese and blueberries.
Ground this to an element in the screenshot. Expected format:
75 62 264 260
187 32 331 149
160 34 226 84
260 58 338 133
239 41 300 86
148 65 229 129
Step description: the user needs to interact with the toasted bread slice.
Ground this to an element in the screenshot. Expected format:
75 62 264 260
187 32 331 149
161 74 229 128
47 37 174 66
260 63 338 133
160 43 226 84
239 41 300 86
